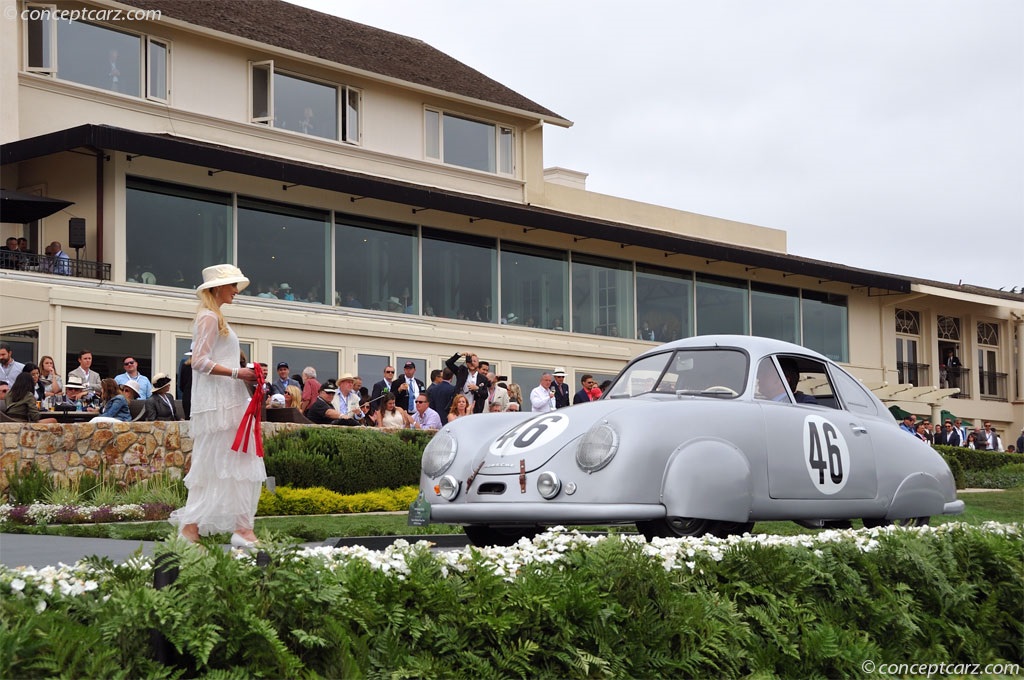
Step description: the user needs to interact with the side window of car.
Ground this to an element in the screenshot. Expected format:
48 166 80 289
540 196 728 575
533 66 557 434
754 357 790 402
778 356 840 409
829 366 880 417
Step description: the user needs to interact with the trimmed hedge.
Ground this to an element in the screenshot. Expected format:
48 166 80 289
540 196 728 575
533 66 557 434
262 427 432 494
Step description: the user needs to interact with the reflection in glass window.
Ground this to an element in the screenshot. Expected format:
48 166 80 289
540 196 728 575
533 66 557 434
751 282 799 344
272 346 338 387
637 265 692 342
500 243 567 331
56 20 141 96
273 72 338 140
802 291 848 362
237 198 329 304
696 274 749 336
126 178 231 289
357 354 389 386
26 11 54 71
335 217 417 313
422 229 496 323
147 38 167 100
572 255 633 337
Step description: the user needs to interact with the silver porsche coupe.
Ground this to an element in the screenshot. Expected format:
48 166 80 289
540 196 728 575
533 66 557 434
417 335 964 546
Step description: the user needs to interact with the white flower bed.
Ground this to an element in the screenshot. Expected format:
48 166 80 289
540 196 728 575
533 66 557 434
2 521 1017 615
0 503 148 524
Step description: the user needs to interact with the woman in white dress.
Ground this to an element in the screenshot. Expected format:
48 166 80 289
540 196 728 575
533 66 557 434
169 264 265 548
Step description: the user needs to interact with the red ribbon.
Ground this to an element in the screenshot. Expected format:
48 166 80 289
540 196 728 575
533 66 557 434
231 362 265 457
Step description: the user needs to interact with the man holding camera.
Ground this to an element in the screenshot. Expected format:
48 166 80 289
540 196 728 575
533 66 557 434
445 350 491 414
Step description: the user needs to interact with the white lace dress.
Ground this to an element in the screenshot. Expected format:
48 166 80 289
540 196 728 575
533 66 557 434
169 310 266 535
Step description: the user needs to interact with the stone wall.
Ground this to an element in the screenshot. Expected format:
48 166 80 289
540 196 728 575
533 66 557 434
0 422 305 494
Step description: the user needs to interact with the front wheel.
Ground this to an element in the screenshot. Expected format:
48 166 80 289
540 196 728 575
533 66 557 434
862 516 930 529
462 525 540 547
637 517 720 541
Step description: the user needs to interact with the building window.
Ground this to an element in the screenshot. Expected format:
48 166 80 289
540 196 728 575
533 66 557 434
421 229 496 323
335 216 417 313
25 11 168 102
977 321 1004 400
695 274 748 336
249 61 359 143
894 308 923 386
636 265 692 342
66 326 153 384
895 308 920 335
271 346 339 388
751 282 799 344
126 177 232 289
572 254 633 337
500 243 568 331
425 108 514 175
237 198 330 303
802 291 848 362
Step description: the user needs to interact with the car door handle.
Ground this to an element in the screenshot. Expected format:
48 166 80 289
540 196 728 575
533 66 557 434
850 425 868 435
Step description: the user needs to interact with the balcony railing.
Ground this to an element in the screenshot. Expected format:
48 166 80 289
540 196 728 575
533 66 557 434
0 251 110 281
944 367 972 399
897 362 930 388
978 370 1008 402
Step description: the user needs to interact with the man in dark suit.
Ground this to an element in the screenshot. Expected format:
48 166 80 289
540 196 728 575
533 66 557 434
934 420 961 446
392 361 426 412
574 374 598 405
445 350 490 414
270 362 300 396
552 367 571 408
943 348 962 389
427 368 456 417
370 365 397 411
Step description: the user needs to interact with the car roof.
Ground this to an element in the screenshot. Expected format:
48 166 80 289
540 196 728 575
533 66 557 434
636 335 832 364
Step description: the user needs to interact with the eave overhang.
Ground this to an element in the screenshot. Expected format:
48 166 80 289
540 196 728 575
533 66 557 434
2 125 913 293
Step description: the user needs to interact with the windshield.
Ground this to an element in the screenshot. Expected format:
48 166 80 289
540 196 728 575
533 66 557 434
606 349 748 399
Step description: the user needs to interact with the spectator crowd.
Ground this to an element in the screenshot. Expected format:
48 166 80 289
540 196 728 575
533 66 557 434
1 341 1021 448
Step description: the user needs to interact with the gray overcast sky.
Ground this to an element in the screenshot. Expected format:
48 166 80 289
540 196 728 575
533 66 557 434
296 0 1023 291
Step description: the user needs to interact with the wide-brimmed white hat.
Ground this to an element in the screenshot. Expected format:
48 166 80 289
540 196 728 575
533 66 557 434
121 379 142 397
196 264 249 293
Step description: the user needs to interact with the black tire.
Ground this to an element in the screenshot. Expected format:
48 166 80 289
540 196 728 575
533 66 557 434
636 517 717 541
862 516 930 529
822 520 854 530
462 525 540 547
712 521 755 537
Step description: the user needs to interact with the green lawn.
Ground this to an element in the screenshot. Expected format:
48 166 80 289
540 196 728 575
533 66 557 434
5 488 1020 543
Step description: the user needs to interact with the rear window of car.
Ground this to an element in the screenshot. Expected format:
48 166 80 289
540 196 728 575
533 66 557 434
606 349 748 399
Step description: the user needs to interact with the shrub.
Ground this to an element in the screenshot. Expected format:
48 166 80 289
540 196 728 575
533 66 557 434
257 485 418 516
935 446 1020 472
964 463 1024 490
5 463 53 504
263 428 426 493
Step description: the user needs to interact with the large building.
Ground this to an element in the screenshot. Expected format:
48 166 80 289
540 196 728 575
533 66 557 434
2 0 1022 438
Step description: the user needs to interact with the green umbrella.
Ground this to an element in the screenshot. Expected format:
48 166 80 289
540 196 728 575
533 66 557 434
888 404 911 420
940 409 959 423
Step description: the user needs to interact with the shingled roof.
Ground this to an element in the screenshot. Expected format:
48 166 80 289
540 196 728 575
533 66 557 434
117 0 566 123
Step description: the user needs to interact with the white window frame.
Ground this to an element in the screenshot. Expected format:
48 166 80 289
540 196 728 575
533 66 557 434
249 60 361 144
145 36 171 103
424 107 516 176
249 59 274 124
23 3 57 74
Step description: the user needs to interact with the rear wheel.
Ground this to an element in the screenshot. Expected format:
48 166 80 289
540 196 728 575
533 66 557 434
462 524 540 547
712 521 755 537
862 516 930 529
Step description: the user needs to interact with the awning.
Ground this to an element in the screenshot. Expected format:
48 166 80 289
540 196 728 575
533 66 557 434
888 404 911 420
941 409 959 423
0 188 73 223
0 124 916 293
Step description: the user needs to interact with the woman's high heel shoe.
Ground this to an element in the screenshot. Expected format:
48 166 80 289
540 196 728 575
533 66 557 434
230 533 258 550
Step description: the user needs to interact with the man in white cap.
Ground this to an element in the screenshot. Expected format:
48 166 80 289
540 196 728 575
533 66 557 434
552 367 571 409
144 373 180 421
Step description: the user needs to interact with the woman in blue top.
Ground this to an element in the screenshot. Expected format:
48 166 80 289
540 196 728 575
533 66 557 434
92 377 139 422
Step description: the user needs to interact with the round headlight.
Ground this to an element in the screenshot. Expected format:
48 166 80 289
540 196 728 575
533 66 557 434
576 423 619 473
537 471 561 499
437 474 460 501
422 430 457 478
